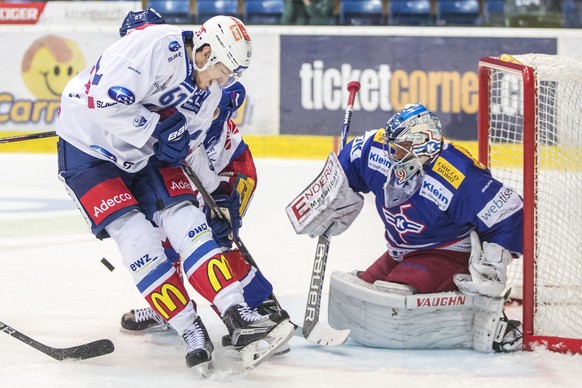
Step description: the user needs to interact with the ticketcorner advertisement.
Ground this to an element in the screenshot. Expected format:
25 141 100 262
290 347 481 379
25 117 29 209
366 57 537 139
280 35 557 140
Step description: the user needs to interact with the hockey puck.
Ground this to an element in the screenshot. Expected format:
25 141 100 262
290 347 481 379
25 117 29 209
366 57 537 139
101 258 115 272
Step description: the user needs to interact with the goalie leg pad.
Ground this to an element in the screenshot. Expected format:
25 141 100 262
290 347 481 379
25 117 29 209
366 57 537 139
472 295 522 353
329 271 475 349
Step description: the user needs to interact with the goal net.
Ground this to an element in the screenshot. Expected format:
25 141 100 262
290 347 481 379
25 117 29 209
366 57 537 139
478 54 582 354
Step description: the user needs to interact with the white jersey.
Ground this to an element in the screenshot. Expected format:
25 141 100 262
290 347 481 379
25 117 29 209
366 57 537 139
56 24 221 172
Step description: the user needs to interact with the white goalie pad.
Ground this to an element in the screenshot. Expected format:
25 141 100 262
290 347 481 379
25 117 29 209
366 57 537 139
286 152 363 237
328 271 510 352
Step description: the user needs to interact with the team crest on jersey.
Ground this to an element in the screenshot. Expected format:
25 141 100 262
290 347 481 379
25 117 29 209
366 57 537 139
382 203 425 242
432 156 465 189
133 115 147 127
108 86 135 105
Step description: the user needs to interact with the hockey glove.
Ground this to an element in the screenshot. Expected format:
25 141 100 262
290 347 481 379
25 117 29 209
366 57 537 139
213 82 246 125
454 231 513 297
152 110 189 167
205 190 242 248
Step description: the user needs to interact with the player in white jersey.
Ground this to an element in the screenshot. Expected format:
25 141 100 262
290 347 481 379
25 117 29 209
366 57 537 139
288 103 523 352
115 9 286 350
56 15 293 373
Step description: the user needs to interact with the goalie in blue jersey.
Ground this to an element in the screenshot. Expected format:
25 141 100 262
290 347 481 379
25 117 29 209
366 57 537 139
288 103 524 352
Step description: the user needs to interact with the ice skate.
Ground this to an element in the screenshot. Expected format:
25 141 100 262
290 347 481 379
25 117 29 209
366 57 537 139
120 307 171 333
183 316 214 377
221 302 294 369
221 299 292 356
493 316 523 352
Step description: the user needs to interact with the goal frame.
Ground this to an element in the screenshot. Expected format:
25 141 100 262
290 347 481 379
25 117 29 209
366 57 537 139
478 56 582 354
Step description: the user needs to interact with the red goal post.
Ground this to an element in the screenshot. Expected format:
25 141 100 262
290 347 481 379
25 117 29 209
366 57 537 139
478 54 582 354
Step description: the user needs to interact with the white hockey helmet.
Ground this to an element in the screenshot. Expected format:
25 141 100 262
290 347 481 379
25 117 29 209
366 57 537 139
383 102 443 183
194 15 252 81
382 103 443 207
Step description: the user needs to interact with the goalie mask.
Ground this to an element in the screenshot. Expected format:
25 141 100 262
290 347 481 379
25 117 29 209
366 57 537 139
382 103 443 207
194 16 252 87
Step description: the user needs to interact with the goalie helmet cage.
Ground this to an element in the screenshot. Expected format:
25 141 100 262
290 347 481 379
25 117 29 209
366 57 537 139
478 54 582 354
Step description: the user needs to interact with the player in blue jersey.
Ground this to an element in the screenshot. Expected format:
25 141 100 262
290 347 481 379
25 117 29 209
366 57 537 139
288 103 523 352
57 15 293 373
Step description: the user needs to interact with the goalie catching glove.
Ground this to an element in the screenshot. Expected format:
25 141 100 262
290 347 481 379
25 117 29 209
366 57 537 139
454 231 513 297
286 152 364 238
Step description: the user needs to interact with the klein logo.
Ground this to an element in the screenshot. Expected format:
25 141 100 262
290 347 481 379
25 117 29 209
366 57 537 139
108 86 135 105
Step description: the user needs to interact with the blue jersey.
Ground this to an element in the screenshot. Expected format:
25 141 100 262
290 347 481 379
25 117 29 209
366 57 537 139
338 129 523 260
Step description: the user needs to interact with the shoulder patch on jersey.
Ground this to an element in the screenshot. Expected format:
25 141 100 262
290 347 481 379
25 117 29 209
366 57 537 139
373 128 385 144
432 156 465 189
108 86 135 105
420 175 453 210
368 147 391 176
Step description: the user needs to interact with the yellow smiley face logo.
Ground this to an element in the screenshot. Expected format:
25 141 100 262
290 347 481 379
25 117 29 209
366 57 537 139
21 35 86 100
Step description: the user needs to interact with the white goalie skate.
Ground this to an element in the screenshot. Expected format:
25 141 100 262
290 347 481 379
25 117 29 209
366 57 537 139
221 303 294 369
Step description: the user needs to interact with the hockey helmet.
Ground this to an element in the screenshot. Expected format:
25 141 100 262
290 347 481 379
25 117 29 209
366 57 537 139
194 16 252 83
119 8 166 37
383 103 443 183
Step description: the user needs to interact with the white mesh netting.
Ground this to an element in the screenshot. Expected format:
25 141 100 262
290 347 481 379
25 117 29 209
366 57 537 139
486 54 582 339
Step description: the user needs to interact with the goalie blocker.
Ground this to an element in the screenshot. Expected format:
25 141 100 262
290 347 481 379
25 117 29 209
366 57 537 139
328 271 522 353
286 152 364 238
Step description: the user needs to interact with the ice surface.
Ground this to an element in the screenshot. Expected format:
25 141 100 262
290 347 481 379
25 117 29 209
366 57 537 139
1 154 581 388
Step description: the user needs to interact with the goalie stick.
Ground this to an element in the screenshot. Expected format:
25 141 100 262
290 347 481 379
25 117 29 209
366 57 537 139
302 81 360 347
0 320 114 361
0 131 57 144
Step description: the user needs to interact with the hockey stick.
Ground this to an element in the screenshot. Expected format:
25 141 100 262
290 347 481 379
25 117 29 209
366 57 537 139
302 81 361 347
181 164 290 317
0 320 114 361
0 131 57 144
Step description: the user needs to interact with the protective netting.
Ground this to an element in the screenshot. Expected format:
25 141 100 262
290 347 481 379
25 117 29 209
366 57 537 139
486 54 582 339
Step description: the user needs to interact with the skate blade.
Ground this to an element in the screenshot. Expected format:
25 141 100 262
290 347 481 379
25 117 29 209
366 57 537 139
194 359 214 378
240 320 295 369
119 325 174 335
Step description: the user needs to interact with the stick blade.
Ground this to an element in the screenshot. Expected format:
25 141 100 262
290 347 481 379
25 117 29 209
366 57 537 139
303 322 350 347
51 339 115 361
